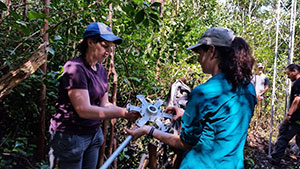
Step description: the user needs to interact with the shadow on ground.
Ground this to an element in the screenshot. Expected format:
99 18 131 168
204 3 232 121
245 128 300 169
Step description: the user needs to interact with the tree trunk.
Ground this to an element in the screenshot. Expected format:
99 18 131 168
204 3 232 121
36 0 49 162
1 0 11 20
137 154 148 169
107 4 118 168
98 119 108 167
148 143 157 169
23 0 27 17
176 0 179 14
151 0 165 17
155 58 160 80
98 3 118 168
0 43 48 100
159 0 165 17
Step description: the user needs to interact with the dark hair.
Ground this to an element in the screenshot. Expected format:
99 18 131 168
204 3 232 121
286 64 300 72
199 37 254 90
76 35 105 57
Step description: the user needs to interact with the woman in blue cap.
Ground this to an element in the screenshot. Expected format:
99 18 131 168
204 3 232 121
49 22 140 169
127 27 256 169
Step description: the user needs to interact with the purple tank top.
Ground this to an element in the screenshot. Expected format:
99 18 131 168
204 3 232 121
50 57 108 135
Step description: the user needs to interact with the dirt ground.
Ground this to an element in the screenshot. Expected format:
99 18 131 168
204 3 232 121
245 121 300 169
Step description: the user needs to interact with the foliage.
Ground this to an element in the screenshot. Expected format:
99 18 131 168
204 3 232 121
1 0 300 168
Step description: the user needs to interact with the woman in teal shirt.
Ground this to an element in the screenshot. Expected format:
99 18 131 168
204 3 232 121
127 27 256 169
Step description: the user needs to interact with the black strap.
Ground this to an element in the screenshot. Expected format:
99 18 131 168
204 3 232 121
147 127 155 138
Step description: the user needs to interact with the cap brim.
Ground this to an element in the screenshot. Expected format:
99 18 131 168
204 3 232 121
187 43 201 51
101 34 122 44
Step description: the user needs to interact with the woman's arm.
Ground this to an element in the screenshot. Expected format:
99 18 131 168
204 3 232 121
68 89 139 121
99 92 114 107
126 125 192 151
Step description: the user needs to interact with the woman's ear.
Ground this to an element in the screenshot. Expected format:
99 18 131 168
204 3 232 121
87 39 94 46
209 45 216 59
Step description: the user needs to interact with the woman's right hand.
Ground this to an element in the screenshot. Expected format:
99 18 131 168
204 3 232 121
165 106 184 122
124 110 141 122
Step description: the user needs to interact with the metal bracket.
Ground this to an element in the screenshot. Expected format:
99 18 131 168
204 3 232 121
100 95 174 169
126 94 173 132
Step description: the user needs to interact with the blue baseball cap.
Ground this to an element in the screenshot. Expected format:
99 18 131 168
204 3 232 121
83 22 122 44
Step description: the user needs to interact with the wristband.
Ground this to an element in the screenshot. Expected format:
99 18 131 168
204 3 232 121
147 127 155 138
287 114 292 116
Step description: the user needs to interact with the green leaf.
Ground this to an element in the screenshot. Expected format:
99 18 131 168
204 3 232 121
57 67 64 79
3 148 10 153
0 1 7 10
135 9 145 24
48 46 55 56
28 11 46 20
15 140 24 148
122 5 133 14
133 0 143 3
16 20 27 27
10 11 21 20
143 18 149 27
129 77 141 82
150 2 161 7
150 18 159 26
149 13 159 20
19 149 27 156
55 35 62 41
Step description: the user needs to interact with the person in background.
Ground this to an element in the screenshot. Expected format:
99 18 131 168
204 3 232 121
126 27 256 169
251 62 270 114
48 22 140 169
268 64 300 166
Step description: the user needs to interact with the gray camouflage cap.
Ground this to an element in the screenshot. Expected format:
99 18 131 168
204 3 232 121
187 27 235 51
257 63 264 68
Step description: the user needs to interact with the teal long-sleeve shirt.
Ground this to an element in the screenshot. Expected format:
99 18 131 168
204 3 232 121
180 73 256 169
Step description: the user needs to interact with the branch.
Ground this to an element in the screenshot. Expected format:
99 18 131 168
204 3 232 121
0 42 48 99
12 30 41 53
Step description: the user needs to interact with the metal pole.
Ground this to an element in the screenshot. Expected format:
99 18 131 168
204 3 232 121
289 0 297 64
268 0 280 157
285 0 297 112
99 135 133 169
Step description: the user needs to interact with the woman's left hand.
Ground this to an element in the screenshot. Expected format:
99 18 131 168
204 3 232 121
165 106 184 122
125 125 149 141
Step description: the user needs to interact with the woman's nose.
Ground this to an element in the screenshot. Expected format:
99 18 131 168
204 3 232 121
105 48 110 54
107 46 114 54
